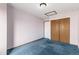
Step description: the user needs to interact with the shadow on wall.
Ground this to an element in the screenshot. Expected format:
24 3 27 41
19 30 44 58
7 4 14 49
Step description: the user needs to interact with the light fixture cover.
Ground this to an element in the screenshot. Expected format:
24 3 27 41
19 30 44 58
45 11 57 16
40 3 47 7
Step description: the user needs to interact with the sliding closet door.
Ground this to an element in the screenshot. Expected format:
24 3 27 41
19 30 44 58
51 20 59 41
59 18 70 43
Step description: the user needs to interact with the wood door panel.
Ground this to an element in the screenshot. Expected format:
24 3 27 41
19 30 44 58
51 20 59 41
59 18 70 43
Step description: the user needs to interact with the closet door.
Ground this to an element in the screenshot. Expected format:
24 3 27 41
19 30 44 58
51 20 59 41
59 18 70 43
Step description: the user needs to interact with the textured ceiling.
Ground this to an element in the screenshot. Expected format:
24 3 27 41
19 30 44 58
11 3 79 19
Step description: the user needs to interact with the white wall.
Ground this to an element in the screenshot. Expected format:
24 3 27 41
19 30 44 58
0 4 7 54
44 21 51 39
44 11 79 46
7 5 44 49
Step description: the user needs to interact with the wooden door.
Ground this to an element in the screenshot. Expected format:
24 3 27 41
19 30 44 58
51 20 59 41
59 18 70 43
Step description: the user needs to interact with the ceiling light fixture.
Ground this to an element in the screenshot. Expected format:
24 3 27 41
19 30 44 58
45 11 57 16
40 3 47 7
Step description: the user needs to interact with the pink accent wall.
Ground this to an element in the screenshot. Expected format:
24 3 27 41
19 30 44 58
7 5 44 49
0 4 7 54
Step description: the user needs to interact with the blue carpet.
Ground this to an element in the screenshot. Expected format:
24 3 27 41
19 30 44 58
7 38 79 55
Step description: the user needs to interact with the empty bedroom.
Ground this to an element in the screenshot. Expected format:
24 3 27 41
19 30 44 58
7 3 79 55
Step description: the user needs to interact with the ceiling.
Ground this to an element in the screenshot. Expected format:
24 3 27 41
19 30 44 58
11 3 79 19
